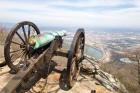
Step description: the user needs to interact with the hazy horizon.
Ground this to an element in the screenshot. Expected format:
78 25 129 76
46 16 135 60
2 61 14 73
0 21 139 33
0 0 140 32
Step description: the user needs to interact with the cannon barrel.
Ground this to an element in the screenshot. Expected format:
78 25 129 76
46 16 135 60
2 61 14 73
28 31 66 49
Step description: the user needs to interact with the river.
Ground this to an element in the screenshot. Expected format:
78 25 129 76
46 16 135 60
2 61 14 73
63 41 104 61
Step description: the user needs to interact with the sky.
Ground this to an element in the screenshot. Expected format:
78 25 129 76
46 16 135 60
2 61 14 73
0 0 140 30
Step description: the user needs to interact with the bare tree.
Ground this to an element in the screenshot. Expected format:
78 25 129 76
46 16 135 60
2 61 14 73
0 27 8 44
126 49 140 84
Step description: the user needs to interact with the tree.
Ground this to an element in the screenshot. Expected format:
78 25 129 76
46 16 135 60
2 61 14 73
126 49 140 85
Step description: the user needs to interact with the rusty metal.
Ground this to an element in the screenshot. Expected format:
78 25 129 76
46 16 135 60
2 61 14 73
1 21 85 93
66 28 85 88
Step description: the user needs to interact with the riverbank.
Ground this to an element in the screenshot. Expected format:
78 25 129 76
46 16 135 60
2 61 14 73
85 43 111 63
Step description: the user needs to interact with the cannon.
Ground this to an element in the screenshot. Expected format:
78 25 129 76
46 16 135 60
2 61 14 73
1 21 85 93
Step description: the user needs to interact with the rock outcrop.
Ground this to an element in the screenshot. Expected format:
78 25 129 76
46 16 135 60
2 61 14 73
81 56 129 93
27 56 128 93
0 47 128 93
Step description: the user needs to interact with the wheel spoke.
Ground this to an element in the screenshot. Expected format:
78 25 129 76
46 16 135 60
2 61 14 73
10 50 25 61
19 51 27 63
22 25 27 43
10 48 25 53
81 37 84 48
13 51 26 66
28 25 30 38
16 32 26 44
21 51 26 58
71 58 76 77
80 44 84 49
11 41 25 46
17 51 26 59
24 53 28 62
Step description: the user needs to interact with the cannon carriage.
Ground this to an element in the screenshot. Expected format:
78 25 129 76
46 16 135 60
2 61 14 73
0 21 85 93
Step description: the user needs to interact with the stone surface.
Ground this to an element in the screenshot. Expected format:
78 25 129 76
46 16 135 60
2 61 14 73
28 72 112 93
0 47 128 93
82 56 129 93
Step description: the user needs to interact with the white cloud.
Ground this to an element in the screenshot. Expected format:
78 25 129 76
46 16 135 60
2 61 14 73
0 0 140 29
0 1 48 11
48 0 137 9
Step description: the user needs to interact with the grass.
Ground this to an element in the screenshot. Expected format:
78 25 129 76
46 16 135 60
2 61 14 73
0 27 9 57
0 27 21 60
101 61 140 93
0 27 8 45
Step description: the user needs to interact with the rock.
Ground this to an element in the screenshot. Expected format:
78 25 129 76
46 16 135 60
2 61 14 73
81 56 129 93
95 81 100 85
95 70 128 93
0 46 128 93
28 73 104 93
81 58 100 76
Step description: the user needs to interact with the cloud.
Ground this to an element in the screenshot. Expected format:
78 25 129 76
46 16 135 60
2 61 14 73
0 0 140 29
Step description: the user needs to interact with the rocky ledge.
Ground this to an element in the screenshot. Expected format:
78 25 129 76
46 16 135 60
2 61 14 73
0 54 128 93
81 56 128 93
27 56 128 93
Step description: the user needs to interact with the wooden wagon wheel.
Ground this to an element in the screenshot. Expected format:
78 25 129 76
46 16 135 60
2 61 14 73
4 21 40 74
66 28 85 88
